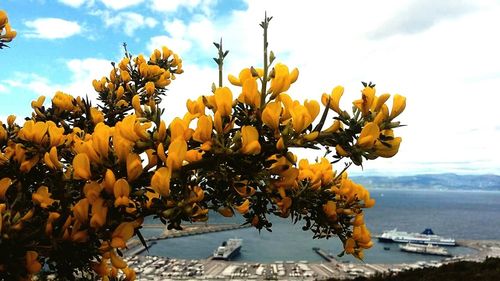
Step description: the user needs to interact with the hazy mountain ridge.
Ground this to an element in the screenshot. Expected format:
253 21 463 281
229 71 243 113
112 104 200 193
351 173 500 190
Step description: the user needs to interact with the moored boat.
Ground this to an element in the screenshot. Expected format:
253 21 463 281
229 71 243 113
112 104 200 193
399 243 452 256
378 228 456 246
212 238 242 260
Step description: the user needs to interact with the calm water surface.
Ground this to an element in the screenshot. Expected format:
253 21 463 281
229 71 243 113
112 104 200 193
140 189 500 263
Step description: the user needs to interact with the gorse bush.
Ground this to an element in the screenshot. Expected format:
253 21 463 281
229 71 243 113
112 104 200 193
0 11 406 281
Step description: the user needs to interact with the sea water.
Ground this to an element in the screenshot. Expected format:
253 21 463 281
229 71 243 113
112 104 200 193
139 189 500 263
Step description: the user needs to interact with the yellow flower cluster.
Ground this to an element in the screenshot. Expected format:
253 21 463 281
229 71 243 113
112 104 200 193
0 12 407 281
0 10 16 48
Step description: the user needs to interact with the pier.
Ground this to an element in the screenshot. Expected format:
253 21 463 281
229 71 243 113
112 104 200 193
312 247 335 262
154 223 251 240
124 223 251 256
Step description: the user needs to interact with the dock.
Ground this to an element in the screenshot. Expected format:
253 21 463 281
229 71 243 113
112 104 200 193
312 247 335 262
155 223 251 240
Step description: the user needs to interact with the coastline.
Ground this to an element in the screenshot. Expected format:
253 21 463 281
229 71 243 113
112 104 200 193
123 239 500 280
122 224 500 280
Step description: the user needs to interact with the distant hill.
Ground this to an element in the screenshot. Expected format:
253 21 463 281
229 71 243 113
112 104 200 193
351 173 500 191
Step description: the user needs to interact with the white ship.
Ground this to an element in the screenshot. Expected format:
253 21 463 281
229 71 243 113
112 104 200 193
399 243 452 256
212 238 242 260
378 228 456 246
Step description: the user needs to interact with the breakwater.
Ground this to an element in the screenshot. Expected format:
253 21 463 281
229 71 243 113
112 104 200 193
124 223 250 256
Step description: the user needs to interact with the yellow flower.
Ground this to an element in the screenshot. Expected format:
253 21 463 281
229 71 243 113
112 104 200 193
213 111 223 134
7 114 16 127
48 121 65 147
356 122 380 150
217 206 234 217
169 117 189 141
31 96 45 109
228 68 254 86
90 197 108 228
83 181 103 204
0 177 12 200
145 81 155 96
234 199 250 214
145 190 160 208
192 115 213 143
214 87 233 117
111 222 135 248
262 101 282 132
186 96 205 115
372 93 391 113
123 267 136 281
353 86 375 116
323 120 342 134
374 130 402 158
32 186 55 208
44 147 62 170
185 149 203 163
102 169 116 194
126 153 143 182
151 167 171 196
25 251 42 274
114 179 131 208
0 23 16 43
322 201 337 221
240 126 261 155
18 120 48 144
238 78 260 108
0 122 7 143
344 238 356 254
167 138 187 170
73 198 90 223
0 11 8 28
234 182 257 197
110 250 127 269
373 104 389 125
90 107 104 125
269 63 299 98
73 153 91 180
92 123 111 160
187 185 205 203
321 86 344 114
389 94 406 120
52 91 75 111
276 196 292 217
353 213 364 226
132 95 144 116
290 104 313 133
45 211 60 236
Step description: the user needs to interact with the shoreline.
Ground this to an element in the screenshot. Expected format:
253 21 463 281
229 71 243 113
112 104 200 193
124 226 500 280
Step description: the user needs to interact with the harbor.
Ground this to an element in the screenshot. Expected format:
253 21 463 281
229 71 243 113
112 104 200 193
122 224 500 280
123 239 500 280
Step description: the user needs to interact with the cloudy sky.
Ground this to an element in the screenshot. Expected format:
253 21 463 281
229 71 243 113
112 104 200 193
1 0 499 176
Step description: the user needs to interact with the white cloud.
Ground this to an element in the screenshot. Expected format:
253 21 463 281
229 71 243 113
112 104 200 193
0 84 7 93
4 73 59 98
161 17 216 55
24 18 82 39
147 35 192 56
3 58 111 106
99 0 144 10
58 0 87 8
64 58 113 100
372 0 476 38
150 0 216 15
154 0 500 175
102 11 158 36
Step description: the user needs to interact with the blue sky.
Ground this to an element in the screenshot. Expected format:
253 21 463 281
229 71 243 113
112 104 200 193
1 0 500 176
